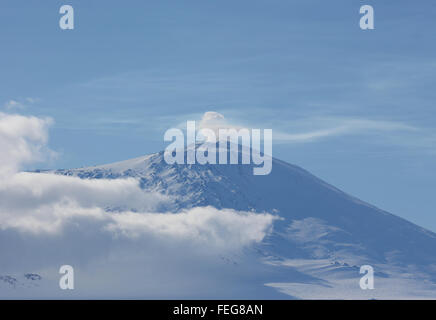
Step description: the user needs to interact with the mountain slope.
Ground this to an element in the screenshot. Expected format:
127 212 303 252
54 148 436 265
51 145 436 298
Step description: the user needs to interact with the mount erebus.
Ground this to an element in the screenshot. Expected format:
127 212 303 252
2 144 436 299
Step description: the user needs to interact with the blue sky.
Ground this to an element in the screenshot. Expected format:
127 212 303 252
1 0 436 231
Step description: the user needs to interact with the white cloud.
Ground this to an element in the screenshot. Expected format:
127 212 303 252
199 111 226 130
199 111 246 132
108 207 275 248
197 111 261 144
0 112 54 176
0 172 169 234
0 170 274 249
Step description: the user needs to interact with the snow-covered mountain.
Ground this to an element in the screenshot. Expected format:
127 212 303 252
48 144 436 299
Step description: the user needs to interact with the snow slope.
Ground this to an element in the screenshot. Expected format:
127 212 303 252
54 146 436 266
42 144 436 299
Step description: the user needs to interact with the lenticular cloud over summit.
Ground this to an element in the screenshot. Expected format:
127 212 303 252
198 111 244 138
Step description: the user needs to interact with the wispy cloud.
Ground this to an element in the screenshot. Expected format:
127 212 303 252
167 112 435 152
273 118 418 143
3 98 38 110
4 100 23 109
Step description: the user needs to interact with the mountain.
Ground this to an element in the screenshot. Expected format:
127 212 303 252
49 143 436 299
53 145 436 266
48 145 436 299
